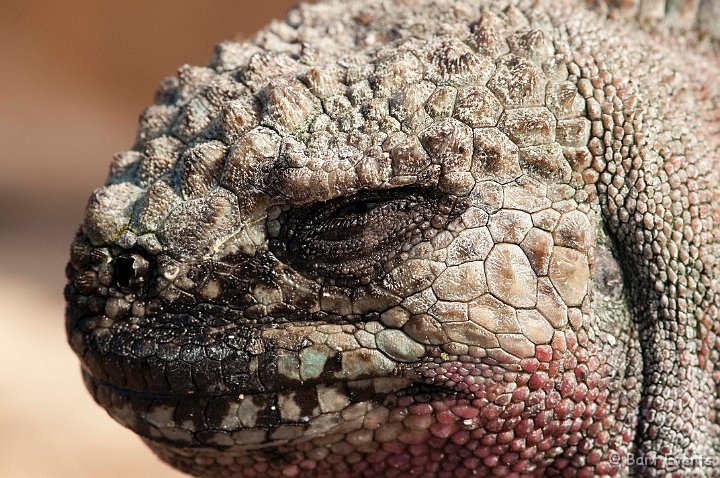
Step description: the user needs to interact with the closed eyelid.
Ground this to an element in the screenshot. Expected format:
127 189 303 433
268 188 468 286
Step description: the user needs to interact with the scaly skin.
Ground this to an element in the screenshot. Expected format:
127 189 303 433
65 0 720 476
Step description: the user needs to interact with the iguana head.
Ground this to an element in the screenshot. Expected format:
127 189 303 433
66 0 720 476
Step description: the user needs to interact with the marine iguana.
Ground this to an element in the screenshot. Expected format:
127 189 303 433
65 0 720 475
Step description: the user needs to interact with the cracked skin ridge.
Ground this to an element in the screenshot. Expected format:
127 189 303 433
64 0 720 476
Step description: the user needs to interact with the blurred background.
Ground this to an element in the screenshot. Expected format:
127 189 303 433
0 1 297 476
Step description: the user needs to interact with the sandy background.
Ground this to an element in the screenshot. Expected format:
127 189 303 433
0 1 296 476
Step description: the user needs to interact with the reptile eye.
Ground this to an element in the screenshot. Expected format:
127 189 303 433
115 253 150 292
271 188 467 285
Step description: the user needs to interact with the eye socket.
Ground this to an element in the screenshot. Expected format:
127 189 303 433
115 253 150 292
271 188 467 285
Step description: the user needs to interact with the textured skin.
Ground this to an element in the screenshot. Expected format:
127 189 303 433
65 0 720 476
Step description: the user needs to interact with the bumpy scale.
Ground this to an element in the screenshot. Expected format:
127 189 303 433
65 0 720 476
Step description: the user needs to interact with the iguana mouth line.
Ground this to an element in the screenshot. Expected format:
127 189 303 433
69 311 425 397
81 368 415 400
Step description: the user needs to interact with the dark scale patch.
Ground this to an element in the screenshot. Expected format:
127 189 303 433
393 383 463 401
175 397 209 431
345 380 377 403
205 396 235 429
292 388 323 422
322 349 344 376
252 395 281 428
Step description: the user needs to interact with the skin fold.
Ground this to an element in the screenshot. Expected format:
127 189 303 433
65 0 720 476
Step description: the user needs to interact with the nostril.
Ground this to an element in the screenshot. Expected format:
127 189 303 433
116 256 136 288
115 253 150 292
